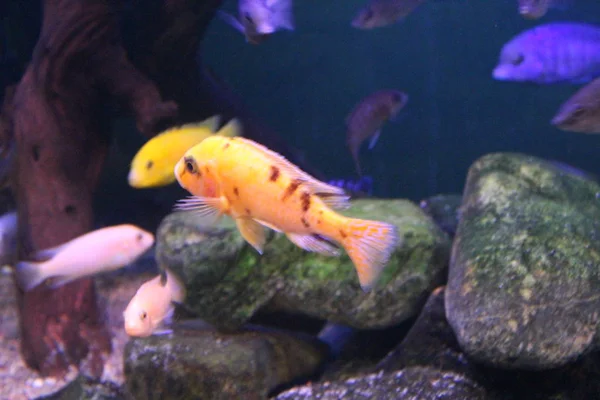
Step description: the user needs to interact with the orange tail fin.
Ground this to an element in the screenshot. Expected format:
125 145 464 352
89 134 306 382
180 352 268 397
341 218 399 291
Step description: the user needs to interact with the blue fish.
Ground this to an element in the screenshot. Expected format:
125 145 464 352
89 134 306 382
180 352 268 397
493 23 600 84
327 176 374 198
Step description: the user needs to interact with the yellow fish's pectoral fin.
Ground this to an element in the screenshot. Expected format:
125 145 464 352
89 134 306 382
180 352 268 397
340 219 400 292
232 137 350 209
236 218 267 255
217 118 243 138
286 233 341 257
174 196 223 225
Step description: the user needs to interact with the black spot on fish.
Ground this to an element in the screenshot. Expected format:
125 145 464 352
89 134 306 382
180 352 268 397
245 208 251 215
64 205 76 215
205 165 211 174
317 219 322 225
234 187 239 197
301 217 310 228
301 191 311 212
269 166 280 182
339 230 347 239
283 179 302 201
223 142 230 150
146 160 153 170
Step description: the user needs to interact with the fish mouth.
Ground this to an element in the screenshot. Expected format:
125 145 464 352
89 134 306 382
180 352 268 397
128 170 142 188
492 65 513 81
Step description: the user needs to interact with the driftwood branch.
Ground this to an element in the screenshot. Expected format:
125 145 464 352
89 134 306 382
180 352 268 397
12 0 176 377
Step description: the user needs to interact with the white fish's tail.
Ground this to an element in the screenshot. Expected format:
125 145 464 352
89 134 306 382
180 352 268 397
340 218 400 291
15 261 45 291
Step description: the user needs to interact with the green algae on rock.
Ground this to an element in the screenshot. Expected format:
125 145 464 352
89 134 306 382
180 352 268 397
123 326 328 400
157 199 450 330
446 153 600 369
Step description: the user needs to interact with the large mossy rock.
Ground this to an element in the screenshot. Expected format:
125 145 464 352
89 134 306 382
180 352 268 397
446 153 600 369
156 199 451 330
124 326 328 400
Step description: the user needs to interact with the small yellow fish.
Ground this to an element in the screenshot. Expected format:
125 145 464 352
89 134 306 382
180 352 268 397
128 116 242 188
346 89 408 176
16 224 154 291
174 136 399 291
123 269 185 337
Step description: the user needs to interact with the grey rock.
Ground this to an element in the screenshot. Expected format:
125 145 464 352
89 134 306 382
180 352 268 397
124 326 328 400
275 367 489 400
419 194 463 237
377 286 473 377
446 153 600 369
157 199 450 330
36 375 125 400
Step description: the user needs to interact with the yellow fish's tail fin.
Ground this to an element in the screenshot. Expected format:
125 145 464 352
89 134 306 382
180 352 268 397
341 218 399 291
15 260 46 291
216 118 243 138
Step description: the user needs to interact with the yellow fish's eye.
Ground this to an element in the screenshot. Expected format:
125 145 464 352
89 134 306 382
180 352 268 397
184 157 199 175
140 311 147 320
146 160 153 170
136 232 143 242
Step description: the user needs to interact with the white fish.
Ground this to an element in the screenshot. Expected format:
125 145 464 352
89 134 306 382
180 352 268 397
123 269 186 337
492 23 600 84
219 0 294 44
16 224 154 291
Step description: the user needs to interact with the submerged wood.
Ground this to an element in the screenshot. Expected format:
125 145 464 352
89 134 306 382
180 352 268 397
10 0 176 377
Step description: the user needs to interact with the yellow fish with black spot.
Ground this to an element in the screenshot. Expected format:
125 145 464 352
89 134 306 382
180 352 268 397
173 136 400 291
128 116 241 188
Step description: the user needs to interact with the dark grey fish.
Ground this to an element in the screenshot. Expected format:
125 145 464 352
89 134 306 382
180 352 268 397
351 0 427 30
346 90 409 176
552 77 600 133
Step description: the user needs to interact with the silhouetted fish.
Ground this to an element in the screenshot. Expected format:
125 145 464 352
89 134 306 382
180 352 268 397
552 77 600 133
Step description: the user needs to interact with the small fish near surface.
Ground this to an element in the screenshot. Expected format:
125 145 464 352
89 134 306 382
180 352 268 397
173 136 400 291
493 23 600 84
346 89 409 177
551 77 600 133
128 116 242 188
15 224 155 291
517 0 573 20
218 0 295 45
351 0 427 30
123 269 186 337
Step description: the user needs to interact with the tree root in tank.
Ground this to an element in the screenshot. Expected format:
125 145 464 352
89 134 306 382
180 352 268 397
4 0 320 378
9 0 177 377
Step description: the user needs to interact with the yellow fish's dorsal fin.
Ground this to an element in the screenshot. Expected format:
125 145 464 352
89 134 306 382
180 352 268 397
178 115 221 133
216 118 243 138
231 137 351 209
159 115 222 137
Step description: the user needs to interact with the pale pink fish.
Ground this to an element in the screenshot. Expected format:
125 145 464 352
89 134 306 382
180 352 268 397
123 269 185 337
218 0 294 45
351 0 427 30
16 224 154 291
346 89 409 176
518 0 572 20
